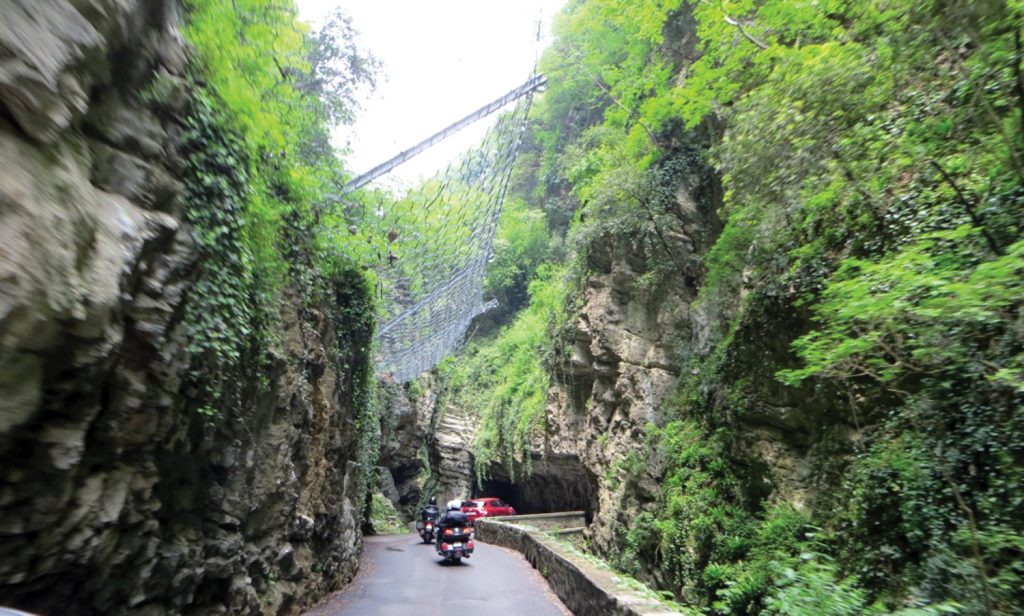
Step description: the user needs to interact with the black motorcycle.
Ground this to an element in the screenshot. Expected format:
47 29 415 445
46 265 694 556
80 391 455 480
415 504 439 544
415 516 437 544
435 521 474 563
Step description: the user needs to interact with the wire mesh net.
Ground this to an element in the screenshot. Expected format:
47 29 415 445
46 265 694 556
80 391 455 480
361 89 535 383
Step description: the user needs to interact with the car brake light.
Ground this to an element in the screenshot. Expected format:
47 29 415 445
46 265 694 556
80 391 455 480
441 543 450 550
467 540 474 549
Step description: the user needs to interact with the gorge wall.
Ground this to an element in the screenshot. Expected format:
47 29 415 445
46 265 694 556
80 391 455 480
380 1 1024 613
372 3 867 605
0 2 372 614
377 377 478 518
377 140 723 513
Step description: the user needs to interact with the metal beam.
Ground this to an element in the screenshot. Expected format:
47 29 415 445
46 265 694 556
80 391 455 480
343 74 547 192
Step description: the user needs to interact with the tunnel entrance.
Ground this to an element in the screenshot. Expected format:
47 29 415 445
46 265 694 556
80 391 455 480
480 478 522 509
477 455 598 522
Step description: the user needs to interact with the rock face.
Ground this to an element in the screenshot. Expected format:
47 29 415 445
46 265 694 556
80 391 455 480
377 382 435 516
428 402 479 506
538 163 718 549
378 378 479 516
0 2 370 614
379 149 717 529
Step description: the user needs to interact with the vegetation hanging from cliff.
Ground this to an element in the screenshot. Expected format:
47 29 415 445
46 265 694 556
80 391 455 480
180 95 269 418
433 0 1024 614
179 0 382 418
439 264 573 479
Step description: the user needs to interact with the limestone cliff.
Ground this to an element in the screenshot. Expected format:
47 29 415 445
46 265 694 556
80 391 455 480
377 133 844 591
378 377 478 516
378 138 719 520
0 2 372 614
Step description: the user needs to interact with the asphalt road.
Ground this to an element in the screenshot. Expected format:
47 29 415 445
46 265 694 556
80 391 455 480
305 532 570 616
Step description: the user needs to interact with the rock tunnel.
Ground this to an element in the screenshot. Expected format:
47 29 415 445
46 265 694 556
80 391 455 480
477 454 598 522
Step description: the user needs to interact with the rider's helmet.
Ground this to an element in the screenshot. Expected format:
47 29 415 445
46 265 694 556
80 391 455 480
446 499 462 511
429 496 436 506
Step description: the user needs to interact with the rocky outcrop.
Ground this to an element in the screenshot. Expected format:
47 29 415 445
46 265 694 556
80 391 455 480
377 382 433 516
378 377 479 516
541 177 712 550
378 153 714 528
0 2 370 614
427 395 479 506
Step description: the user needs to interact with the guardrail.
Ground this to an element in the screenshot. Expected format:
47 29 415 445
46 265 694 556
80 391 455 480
475 515 686 615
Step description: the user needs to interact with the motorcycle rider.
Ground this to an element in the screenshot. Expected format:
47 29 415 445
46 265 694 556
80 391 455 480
435 500 470 540
416 496 440 542
434 500 474 561
420 496 439 522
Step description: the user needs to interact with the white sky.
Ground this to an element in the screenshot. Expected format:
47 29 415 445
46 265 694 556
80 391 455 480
295 0 566 190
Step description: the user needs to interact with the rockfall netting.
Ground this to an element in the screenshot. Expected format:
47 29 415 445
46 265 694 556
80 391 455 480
358 91 534 383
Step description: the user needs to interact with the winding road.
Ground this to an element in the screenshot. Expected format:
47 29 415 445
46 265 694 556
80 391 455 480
305 533 570 615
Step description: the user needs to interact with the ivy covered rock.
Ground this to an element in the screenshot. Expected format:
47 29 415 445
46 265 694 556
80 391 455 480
0 1 379 614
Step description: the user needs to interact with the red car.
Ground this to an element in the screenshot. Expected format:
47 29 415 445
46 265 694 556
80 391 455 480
461 497 517 521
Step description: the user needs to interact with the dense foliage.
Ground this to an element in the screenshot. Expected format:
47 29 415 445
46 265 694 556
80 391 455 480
438 0 1024 613
181 0 380 408
179 0 383 523
485 195 556 316
676 2 1024 613
179 0 1024 611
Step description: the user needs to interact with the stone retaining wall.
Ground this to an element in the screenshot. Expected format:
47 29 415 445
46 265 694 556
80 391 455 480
475 517 685 615
489 511 586 531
